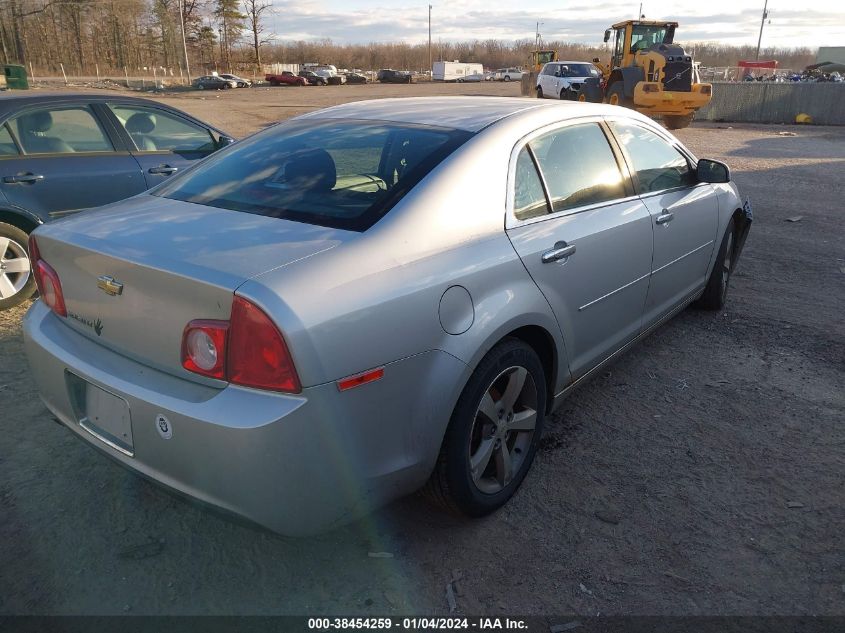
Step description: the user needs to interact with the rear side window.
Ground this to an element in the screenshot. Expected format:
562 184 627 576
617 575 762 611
529 123 626 212
0 125 19 156
513 147 550 221
10 106 113 154
156 119 471 231
109 104 215 153
610 122 695 193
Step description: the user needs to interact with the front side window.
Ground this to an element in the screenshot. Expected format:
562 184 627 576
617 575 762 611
109 104 215 153
10 106 113 154
0 124 19 156
613 28 626 66
156 119 471 231
529 123 626 212
610 122 695 194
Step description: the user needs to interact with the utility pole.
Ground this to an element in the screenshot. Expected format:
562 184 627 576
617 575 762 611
535 21 543 49
755 0 769 61
178 0 191 83
428 4 432 74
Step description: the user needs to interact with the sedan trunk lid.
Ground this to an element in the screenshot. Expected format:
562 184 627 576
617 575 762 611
34 194 347 381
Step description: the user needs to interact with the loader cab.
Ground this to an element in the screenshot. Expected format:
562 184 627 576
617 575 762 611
609 21 677 69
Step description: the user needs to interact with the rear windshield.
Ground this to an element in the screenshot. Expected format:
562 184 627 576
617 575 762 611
155 118 472 231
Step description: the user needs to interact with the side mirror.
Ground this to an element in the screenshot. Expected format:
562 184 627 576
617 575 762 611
554 71 561 77
604 29 612 43
216 135 235 149
696 158 730 183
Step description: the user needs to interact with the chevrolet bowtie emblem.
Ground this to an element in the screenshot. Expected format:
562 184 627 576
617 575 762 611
97 275 124 296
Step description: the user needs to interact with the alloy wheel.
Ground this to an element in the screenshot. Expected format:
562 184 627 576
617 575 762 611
468 366 538 494
0 236 32 301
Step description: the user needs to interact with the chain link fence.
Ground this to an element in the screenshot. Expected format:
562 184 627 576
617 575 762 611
696 82 845 125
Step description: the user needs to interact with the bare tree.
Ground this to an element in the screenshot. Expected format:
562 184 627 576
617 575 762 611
242 0 270 70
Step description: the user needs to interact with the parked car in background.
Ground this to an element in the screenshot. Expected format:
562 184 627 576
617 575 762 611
0 93 233 309
22 97 750 534
193 75 237 90
327 75 347 85
536 61 602 100
462 72 485 82
494 68 523 82
345 72 368 84
377 69 413 83
219 73 251 88
265 71 308 87
297 71 327 86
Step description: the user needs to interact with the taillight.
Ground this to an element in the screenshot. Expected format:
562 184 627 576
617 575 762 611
180 296 300 393
181 320 228 379
228 296 300 393
29 236 67 317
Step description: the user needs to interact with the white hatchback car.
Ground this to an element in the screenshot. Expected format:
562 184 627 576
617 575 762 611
537 61 602 100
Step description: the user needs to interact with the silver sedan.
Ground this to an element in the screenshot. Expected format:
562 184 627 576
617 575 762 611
23 97 751 535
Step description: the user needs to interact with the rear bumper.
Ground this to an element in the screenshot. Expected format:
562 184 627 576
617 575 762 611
23 301 466 535
633 82 712 113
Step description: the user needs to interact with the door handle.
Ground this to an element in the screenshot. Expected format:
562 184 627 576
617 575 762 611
3 173 44 184
148 165 178 175
655 210 674 225
541 241 576 263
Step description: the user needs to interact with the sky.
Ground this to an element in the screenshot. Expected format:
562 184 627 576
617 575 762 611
265 0 845 48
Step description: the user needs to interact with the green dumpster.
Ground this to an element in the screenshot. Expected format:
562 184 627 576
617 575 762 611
4 65 29 90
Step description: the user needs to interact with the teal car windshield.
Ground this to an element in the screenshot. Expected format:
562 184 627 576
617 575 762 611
155 118 472 231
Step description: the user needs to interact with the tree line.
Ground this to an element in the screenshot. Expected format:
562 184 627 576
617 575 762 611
0 0 817 76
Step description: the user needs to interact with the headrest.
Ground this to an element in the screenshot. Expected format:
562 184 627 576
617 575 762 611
125 112 156 134
284 148 336 191
21 111 53 133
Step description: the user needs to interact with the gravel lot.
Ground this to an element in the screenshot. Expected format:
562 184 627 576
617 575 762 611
1 82 843 616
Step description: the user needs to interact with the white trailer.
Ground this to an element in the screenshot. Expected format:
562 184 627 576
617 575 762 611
432 61 484 82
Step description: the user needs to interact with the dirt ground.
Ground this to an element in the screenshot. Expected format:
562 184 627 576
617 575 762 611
0 81 843 617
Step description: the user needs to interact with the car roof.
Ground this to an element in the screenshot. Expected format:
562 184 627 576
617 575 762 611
0 91 181 114
0 91 227 134
296 96 633 133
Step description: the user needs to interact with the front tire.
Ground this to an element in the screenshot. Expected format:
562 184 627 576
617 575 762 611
425 339 547 517
606 82 633 108
504 75 511 82
696 218 736 310
0 222 36 310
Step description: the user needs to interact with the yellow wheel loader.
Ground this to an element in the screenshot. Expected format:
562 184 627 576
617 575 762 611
579 20 712 129
521 49 558 96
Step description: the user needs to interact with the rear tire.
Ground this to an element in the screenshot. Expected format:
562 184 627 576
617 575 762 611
504 75 511 82
664 113 695 130
424 338 547 517
0 222 36 311
696 218 736 310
